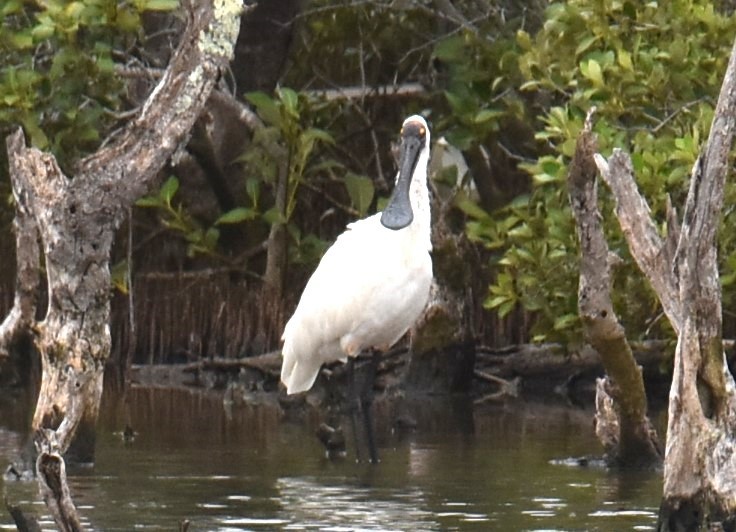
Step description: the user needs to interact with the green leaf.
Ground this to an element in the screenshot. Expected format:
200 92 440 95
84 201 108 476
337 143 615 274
245 177 261 206
263 207 286 225
278 87 299 116
455 197 489 220
581 59 604 88
11 30 33 48
115 8 141 32
516 30 533 51
111 259 129 294
216 207 258 225
497 300 516 318
507 224 533 239
444 90 474 116
21 117 49 148
245 91 281 126
302 127 334 145
553 313 578 331
473 109 503 124
159 176 179 204
434 36 464 61
1 1 22 15
575 35 598 56
64 2 85 19
533 172 560 185
344 173 375 216
135 196 162 208
617 49 633 71
204 227 219 248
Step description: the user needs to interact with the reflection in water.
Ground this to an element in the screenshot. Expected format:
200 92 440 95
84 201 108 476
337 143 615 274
0 386 662 530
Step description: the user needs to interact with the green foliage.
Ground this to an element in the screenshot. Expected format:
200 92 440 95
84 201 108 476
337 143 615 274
453 0 736 343
136 88 361 269
244 88 337 220
111 258 130 294
0 0 178 171
240 88 348 265
136 176 221 258
286 1 438 88
433 29 527 152
343 172 375 216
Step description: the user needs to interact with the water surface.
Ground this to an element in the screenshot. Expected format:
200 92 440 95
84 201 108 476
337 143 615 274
0 386 662 530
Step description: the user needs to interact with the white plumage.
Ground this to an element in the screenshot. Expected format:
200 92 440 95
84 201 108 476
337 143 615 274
281 115 433 395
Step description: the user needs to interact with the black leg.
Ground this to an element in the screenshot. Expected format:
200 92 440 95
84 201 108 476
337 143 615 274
347 357 363 463
361 350 381 464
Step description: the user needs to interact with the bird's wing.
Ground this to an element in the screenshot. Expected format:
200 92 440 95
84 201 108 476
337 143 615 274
286 214 427 349
281 216 385 393
292 215 388 327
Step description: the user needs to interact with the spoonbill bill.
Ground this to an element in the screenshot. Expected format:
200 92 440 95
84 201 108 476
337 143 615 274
280 115 433 462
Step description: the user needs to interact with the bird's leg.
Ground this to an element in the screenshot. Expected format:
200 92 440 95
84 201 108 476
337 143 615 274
361 349 381 464
347 357 363 463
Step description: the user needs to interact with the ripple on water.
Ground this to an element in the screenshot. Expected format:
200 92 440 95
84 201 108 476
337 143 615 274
276 476 438 530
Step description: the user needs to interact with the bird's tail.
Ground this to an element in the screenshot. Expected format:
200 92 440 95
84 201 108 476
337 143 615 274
280 344 321 395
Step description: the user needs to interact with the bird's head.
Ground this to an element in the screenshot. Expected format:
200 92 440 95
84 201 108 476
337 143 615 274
400 114 430 152
380 115 430 230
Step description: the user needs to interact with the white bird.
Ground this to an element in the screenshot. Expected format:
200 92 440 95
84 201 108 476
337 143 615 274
280 115 433 460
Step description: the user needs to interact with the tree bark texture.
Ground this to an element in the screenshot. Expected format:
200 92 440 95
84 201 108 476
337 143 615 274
0 132 41 385
595 36 736 530
568 116 661 468
405 183 477 394
2 0 242 527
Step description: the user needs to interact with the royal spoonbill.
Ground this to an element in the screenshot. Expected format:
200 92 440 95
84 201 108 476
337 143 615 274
281 115 433 462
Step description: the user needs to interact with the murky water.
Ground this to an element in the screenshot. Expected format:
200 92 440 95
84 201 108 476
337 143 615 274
0 386 662 531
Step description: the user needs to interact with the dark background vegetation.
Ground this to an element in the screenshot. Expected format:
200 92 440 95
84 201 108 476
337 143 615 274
2 0 736 385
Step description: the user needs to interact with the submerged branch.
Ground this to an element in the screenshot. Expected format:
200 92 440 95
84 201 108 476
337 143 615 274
34 430 84 532
4 498 41 532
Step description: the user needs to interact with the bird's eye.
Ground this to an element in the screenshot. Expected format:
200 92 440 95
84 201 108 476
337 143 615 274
400 127 404 135
419 126 426 137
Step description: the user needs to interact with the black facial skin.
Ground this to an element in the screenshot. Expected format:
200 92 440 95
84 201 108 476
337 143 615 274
380 122 426 230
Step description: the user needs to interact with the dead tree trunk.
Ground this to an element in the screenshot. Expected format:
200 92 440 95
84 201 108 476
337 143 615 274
1 0 242 528
405 177 477 395
594 36 736 530
568 113 661 468
0 137 40 386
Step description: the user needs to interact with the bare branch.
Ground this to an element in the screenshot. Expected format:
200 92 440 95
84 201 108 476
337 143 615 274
76 0 245 214
594 150 682 333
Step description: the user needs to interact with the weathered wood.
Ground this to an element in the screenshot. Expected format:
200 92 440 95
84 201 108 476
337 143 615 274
34 372 91 531
0 131 40 361
405 168 478 394
476 341 675 381
35 428 86 531
594 150 682 334
595 35 736 531
568 113 661 467
2 0 243 525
